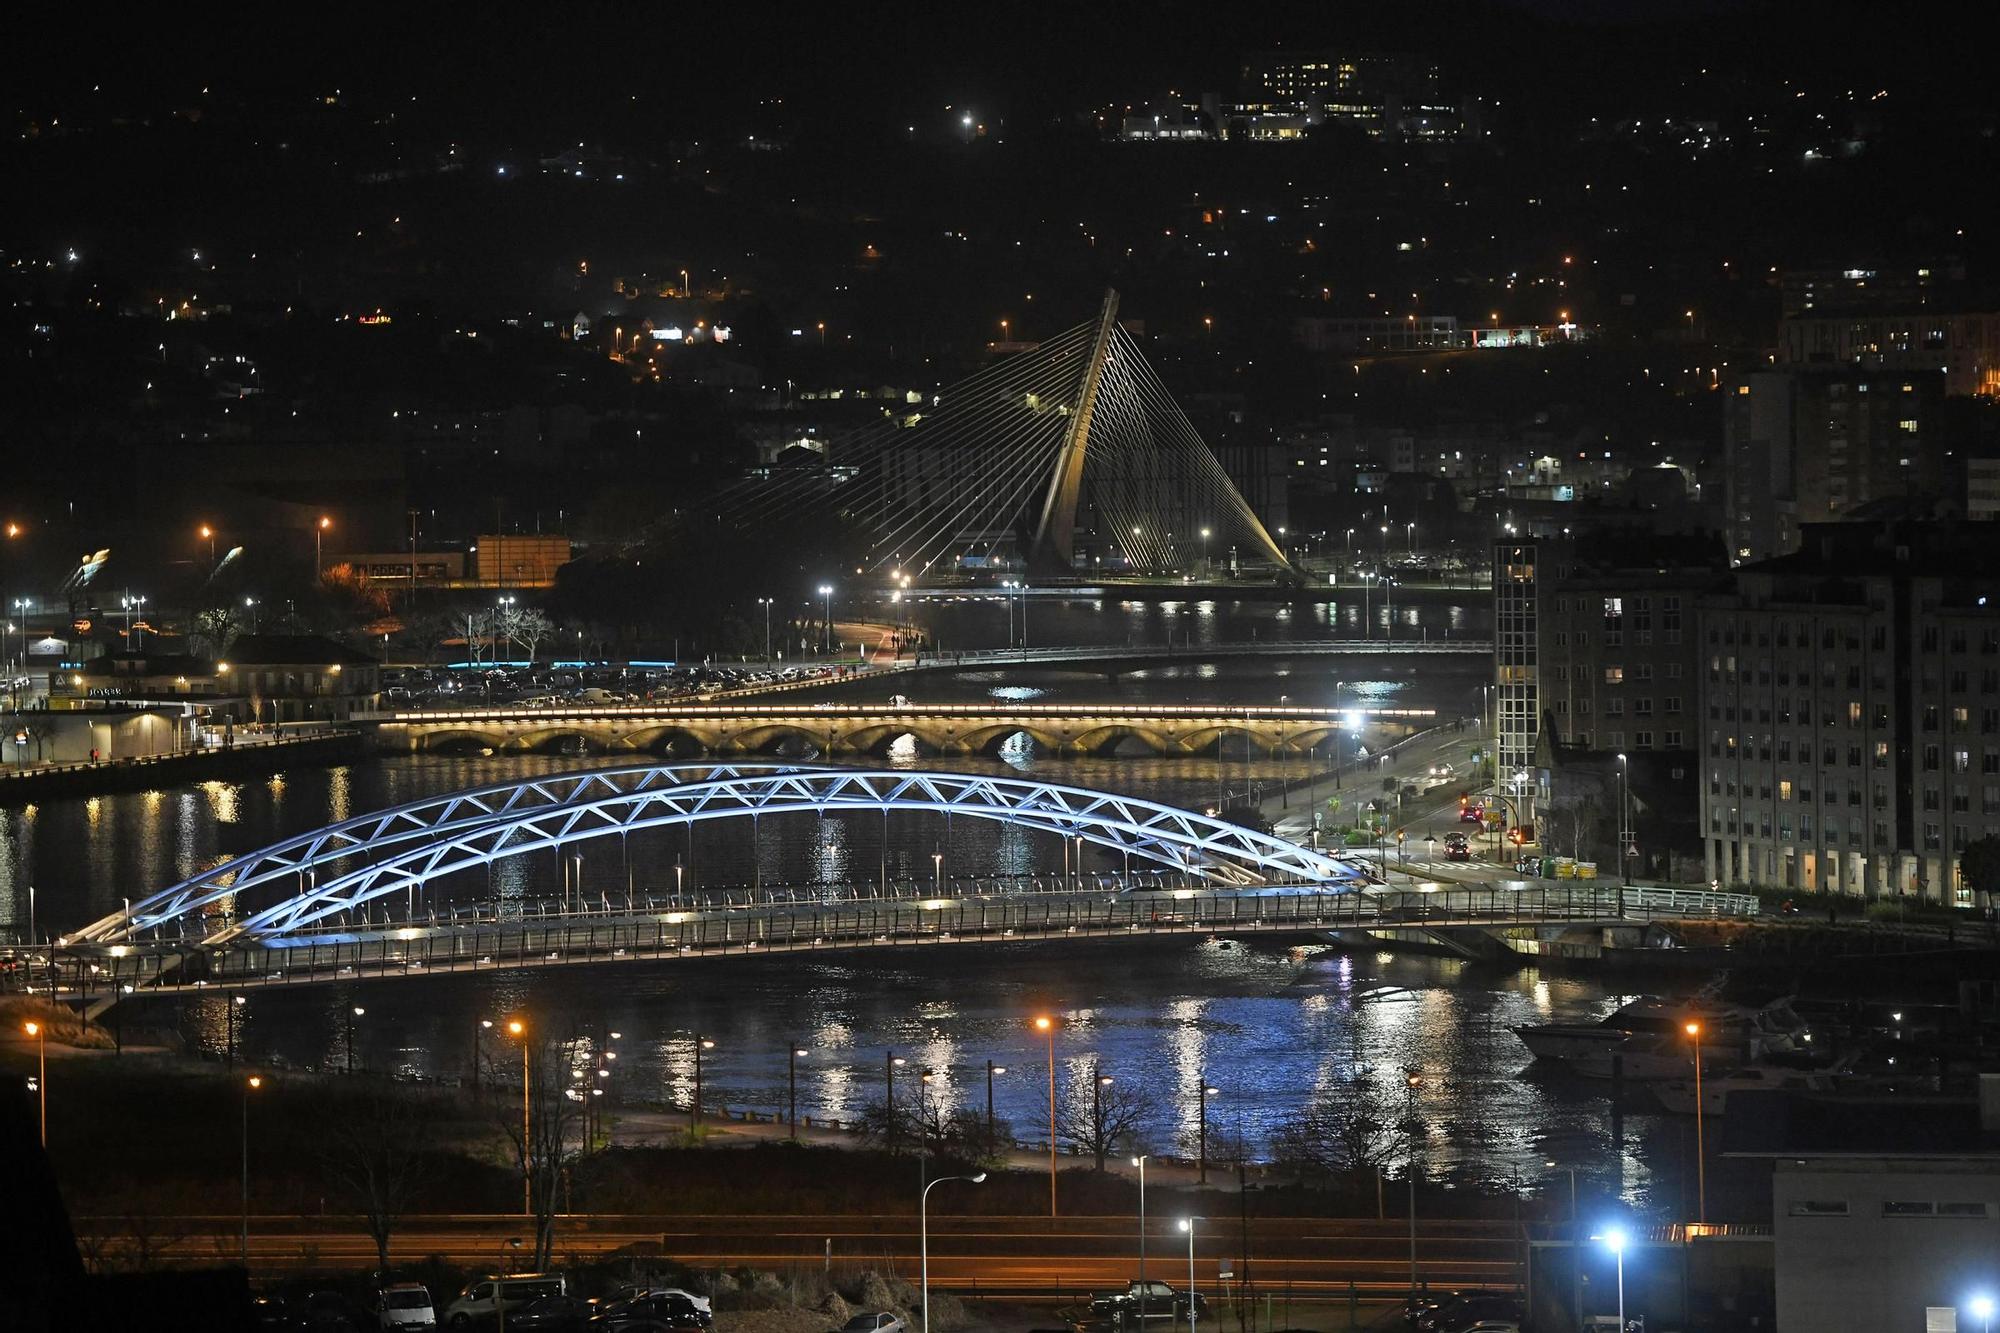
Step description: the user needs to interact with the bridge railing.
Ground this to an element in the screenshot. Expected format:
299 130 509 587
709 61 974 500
354 699 1440 724
30 878 1761 1004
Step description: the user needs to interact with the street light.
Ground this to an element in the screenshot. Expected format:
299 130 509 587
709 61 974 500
1034 1016 1058 1216
1132 1155 1150 1328
758 597 775 665
691 1034 716 1134
985 1060 1007 1146
1686 1020 1706 1221
1970 1294 1995 1333
1617 752 1633 901
1598 1226 1628 1333
345 1005 366 1075
200 523 216 566
23 1020 45 1145
818 584 835 655
1404 1069 1423 1296
241 1074 263 1266
921 1172 987 1333
506 1019 530 1215
315 516 332 576
1176 1218 1202 1333
1200 526 1211 578
789 1045 810 1139
1546 1159 1582 1330
933 850 943 887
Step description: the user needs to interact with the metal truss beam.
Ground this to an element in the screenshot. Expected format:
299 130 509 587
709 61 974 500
80 765 1361 947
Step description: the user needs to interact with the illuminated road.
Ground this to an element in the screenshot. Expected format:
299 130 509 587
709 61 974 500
74 1213 1529 1291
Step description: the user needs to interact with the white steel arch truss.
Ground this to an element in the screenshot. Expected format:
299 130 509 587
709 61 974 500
82 766 1361 947
71 762 838 946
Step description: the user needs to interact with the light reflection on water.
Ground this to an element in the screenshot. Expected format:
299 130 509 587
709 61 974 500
0 641 1694 1215
172 934 1671 1209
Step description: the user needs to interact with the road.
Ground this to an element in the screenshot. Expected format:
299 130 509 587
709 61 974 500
72 1212 1529 1293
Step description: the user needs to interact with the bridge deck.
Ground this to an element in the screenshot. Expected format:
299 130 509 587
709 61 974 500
41 881 1754 1014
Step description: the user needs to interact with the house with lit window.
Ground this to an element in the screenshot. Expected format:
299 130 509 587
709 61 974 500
221 634 381 724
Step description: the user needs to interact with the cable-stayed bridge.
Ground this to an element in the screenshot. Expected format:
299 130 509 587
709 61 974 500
720 291 1287 578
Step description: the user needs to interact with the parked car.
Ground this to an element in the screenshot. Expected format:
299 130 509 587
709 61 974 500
374 1283 436 1330
1417 1294 1524 1333
591 1294 711 1331
835 1315 907 1333
1090 1281 1205 1324
507 1296 598 1332
444 1275 566 1327
606 1288 711 1316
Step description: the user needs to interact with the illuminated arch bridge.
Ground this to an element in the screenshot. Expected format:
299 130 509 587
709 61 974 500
74 763 1364 949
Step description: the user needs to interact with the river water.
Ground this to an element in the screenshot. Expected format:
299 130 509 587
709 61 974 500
0 596 1720 1218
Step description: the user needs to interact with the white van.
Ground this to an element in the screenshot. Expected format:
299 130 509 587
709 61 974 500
443 1274 565 1326
374 1283 436 1329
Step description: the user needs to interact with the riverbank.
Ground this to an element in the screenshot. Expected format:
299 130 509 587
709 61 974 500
0 730 366 806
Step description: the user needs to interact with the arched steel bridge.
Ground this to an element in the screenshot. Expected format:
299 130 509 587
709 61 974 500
73 763 1364 949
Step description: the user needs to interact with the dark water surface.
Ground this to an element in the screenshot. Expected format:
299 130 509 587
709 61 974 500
1 613 1726 1219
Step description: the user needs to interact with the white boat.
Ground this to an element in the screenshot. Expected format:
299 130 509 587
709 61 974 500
1567 1030 1741 1081
1517 996 1756 1062
1651 1062 1844 1115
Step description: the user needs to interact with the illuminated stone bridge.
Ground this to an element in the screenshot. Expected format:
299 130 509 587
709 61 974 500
358 701 1436 757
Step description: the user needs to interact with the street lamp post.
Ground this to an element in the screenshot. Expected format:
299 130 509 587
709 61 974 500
758 597 775 665
819 584 834 655
1197 1078 1219 1183
1617 753 1632 887
1035 1016 1057 1216
790 1045 809 1139
346 1005 365 1075
1686 1021 1706 1222
1176 1218 1201 1333
1200 527 1211 578
1600 1227 1627 1333
886 1051 907 1151
1547 1160 1582 1331
1278 695 1289 809
241 1074 263 1266
692 1034 715 1134
475 1018 492 1092
1970 1294 1995 1333
23 1020 45 1145
316 516 332 576
921 1173 987 1333
227 993 246 1069
506 1019 529 1215
985 1060 1006 1146
1133 1155 1149 1328
1405 1069 1423 1298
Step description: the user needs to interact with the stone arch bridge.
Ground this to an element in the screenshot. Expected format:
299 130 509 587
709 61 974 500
361 701 1433 757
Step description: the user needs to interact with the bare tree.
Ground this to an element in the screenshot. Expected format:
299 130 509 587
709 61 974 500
1269 1073 1402 1184
314 1079 444 1275
1059 1071 1157 1170
497 607 555 665
189 605 239 659
488 1026 592 1268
